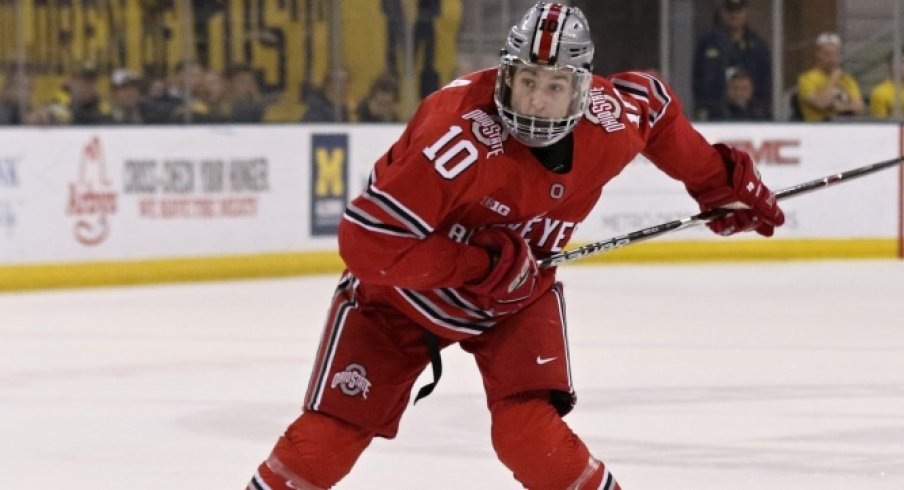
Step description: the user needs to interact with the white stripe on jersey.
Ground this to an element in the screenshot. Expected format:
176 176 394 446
566 456 600 490
343 203 420 238
395 288 492 336
631 71 671 119
249 471 272 490
437 288 493 320
610 77 649 103
610 87 641 112
613 72 672 126
364 184 433 238
600 466 616 490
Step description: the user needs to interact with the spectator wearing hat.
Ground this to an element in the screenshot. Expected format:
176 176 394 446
869 49 904 119
109 69 144 124
797 32 864 121
693 0 772 120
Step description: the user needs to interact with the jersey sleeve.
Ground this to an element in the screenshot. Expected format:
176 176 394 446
609 71 729 197
338 110 491 290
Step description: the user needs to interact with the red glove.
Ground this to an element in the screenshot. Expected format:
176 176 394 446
464 227 539 315
696 144 786 237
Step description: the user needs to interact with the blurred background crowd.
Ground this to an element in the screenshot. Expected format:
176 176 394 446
2 0 904 126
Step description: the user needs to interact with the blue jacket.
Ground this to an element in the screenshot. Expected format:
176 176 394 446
693 25 772 120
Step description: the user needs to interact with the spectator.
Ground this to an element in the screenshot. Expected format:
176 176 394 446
200 70 231 122
168 60 211 123
301 66 350 122
67 62 109 124
356 74 400 123
693 0 771 120
226 65 266 123
710 68 770 121
797 32 865 121
0 72 48 125
108 69 144 124
141 74 181 124
869 49 904 119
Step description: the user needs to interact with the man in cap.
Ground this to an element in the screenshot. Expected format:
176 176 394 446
109 69 144 124
693 0 772 120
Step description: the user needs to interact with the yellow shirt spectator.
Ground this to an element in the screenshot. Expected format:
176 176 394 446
869 79 904 118
797 67 863 121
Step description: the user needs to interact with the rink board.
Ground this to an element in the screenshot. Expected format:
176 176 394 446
0 123 901 290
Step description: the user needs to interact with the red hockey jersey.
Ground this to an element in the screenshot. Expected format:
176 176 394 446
338 68 728 340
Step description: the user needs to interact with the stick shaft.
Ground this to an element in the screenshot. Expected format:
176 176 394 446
538 156 904 269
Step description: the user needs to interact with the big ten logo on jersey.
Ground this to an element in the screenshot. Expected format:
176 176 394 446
462 109 509 158
67 136 118 246
720 139 801 165
585 87 635 132
480 196 511 217
311 134 348 236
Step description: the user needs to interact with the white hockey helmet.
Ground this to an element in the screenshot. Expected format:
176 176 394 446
494 2 594 147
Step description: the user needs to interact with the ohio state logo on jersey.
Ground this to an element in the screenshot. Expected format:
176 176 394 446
331 363 372 399
584 87 627 133
462 109 508 158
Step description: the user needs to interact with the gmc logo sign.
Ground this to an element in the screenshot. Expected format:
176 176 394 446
721 139 800 165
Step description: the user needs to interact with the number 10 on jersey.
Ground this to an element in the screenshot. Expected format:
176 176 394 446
422 125 479 179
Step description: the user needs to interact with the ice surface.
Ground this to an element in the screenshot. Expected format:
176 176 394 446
1 261 903 489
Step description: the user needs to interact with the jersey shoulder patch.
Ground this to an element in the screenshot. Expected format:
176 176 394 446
584 76 641 131
607 71 675 127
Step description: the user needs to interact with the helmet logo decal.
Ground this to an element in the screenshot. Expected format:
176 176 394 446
531 3 569 65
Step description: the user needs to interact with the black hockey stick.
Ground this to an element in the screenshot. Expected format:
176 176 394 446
538 155 904 269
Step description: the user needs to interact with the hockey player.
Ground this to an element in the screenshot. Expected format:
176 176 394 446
249 3 784 489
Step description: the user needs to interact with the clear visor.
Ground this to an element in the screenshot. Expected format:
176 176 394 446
494 55 591 147
495 55 590 122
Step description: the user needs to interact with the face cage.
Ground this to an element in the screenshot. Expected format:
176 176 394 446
493 56 591 148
